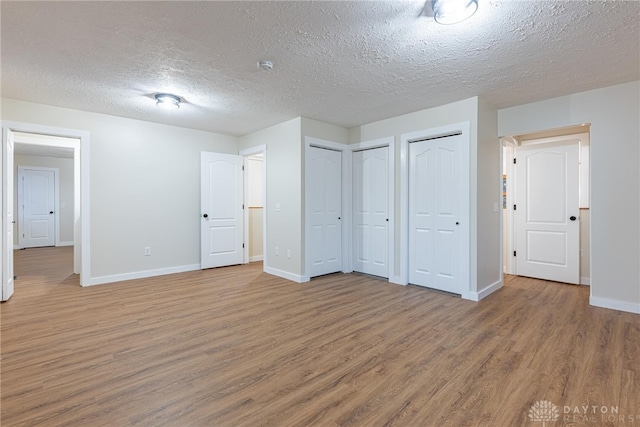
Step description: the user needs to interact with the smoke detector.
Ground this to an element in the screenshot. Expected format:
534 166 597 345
257 60 274 71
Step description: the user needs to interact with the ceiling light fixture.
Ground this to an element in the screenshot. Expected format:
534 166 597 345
155 93 181 110
432 0 478 25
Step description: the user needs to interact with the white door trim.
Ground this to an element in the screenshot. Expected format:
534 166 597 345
501 139 516 276
304 137 350 282
400 122 471 299
1 121 90 286
2 128 15 301
239 145 267 269
17 166 60 248
350 136 395 282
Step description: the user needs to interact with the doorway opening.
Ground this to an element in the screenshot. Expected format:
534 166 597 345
501 124 591 286
14 134 77 292
2 122 90 302
241 147 266 265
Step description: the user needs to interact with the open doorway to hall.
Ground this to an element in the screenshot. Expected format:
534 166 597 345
501 124 591 286
10 132 79 298
245 152 264 263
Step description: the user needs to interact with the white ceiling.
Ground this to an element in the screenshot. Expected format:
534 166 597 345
1 1 638 137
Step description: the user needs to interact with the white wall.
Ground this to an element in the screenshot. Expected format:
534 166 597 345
477 97 501 295
2 98 238 282
238 118 303 279
498 81 640 313
301 117 350 145
248 208 263 261
14 154 74 245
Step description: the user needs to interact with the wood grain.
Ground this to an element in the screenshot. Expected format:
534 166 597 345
1 249 638 426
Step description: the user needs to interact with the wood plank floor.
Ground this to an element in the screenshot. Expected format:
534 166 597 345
2 247 639 426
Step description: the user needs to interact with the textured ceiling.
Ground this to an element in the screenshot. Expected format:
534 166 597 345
1 1 639 136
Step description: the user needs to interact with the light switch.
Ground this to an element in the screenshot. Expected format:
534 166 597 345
275 203 281 212
493 202 499 213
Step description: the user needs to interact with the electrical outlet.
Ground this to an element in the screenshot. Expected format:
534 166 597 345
286 249 291 259
275 247 280 256
144 247 151 256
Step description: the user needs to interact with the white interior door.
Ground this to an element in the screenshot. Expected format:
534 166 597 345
2 128 15 301
409 134 468 294
515 142 579 284
308 146 342 277
20 168 56 248
201 152 244 269
353 147 389 278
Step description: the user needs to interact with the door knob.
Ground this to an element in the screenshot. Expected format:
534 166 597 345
203 213 208 218
456 222 459 225
49 211 54 214
569 216 577 221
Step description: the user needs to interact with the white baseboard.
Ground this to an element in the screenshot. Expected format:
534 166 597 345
389 276 406 286
465 280 503 302
249 255 264 262
580 277 590 286
85 264 201 287
589 296 640 314
264 266 307 283
15 242 74 249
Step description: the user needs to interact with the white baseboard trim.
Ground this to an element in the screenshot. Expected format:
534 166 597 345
589 296 640 314
56 241 74 247
580 277 590 286
465 280 503 302
13 244 20 250
264 266 306 283
85 264 201 287
389 276 406 286
249 255 264 262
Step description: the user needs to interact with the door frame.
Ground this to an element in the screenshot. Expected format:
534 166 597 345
303 137 350 282
400 122 471 298
239 145 267 268
1 121 90 286
17 166 60 249
501 138 517 276
349 136 395 281
505 131 590 285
